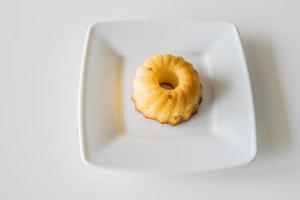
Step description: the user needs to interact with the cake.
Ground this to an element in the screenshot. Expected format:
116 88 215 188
131 54 202 125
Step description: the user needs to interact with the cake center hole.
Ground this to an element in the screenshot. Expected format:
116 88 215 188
160 82 174 90
158 71 179 90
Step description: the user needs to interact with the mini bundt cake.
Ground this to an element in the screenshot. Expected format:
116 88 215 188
131 54 202 125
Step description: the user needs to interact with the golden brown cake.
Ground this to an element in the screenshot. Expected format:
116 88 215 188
131 54 202 125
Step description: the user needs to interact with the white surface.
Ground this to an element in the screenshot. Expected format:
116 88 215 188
80 21 256 172
1 0 300 199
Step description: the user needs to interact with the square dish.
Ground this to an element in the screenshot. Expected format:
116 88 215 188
79 20 256 172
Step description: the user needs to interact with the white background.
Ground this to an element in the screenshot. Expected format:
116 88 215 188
1 0 300 199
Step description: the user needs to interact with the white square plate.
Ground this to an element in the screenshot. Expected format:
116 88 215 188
79 20 256 172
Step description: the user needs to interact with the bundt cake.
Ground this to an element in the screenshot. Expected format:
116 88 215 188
131 54 202 125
